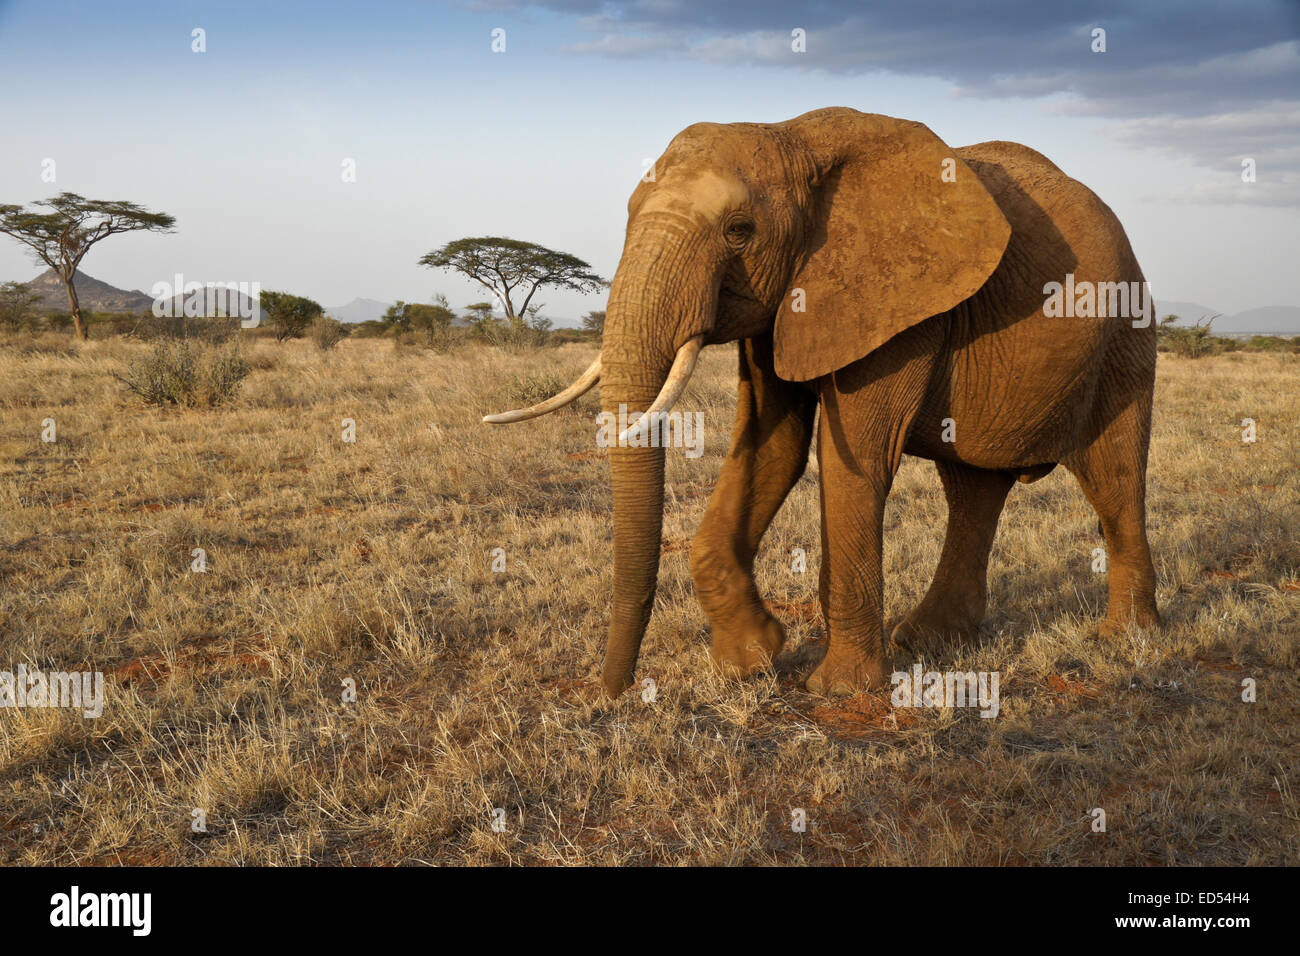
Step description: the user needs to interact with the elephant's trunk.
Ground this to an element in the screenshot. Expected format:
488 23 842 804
598 223 716 697
599 380 668 698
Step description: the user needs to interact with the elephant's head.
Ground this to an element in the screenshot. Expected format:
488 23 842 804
483 107 1011 697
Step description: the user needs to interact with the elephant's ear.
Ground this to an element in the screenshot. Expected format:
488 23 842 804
773 111 1011 382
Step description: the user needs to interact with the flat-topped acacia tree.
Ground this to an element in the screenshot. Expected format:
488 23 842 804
0 192 176 340
419 237 606 329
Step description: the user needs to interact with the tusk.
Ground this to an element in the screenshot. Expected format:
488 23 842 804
482 356 602 423
616 336 703 445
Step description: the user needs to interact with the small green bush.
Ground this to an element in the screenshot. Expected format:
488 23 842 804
119 341 250 407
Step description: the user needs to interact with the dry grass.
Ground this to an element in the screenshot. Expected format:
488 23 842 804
0 334 1296 865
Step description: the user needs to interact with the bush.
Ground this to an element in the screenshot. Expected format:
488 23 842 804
310 315 348 351
1156 314 1217 358
503 370 589 412
129 313 240 345
479 319 555 353
0 281 41 331
89 312 145 338
118 341 250 407
1244 335 1300 353
350 320 389 338
45 312 74 333
260 290 323 342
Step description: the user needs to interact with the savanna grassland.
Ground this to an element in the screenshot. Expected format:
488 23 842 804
0 333 1296 865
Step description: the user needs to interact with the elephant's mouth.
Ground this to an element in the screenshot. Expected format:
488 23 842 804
719 278 761 305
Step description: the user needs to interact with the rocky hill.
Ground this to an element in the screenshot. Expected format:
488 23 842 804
23 268 154 313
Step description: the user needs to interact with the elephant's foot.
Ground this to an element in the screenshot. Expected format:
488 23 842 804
805 642 884 697
709 611 786 679
1099 592 1160 639
890 594 984 651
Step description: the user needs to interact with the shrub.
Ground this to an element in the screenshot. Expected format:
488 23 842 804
310 315 348 351
45 311 74 333
1156 314 1217 358
0 281 41 331
130 313 240 345
503 370 588 412
260 290 323 342
1244 335 1300 353
118 341 250 407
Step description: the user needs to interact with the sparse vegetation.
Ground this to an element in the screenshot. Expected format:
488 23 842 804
0 281 41 331
260 291 323 343
1157 314 1218 358
0 338 1295 864
309 315 348 351
0 193 175 340
503 370 590 412
117 340 250 407
130 313 240 345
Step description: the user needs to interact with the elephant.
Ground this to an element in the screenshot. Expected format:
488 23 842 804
484 107 1160 699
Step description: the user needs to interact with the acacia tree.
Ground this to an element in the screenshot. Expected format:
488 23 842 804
0 193 175 339
384 295 459 347
0 281 42 331
259 290 323 342
418 237 605 329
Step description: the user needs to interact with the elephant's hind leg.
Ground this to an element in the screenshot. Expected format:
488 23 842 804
1065 397 1160 636
692 334 816 678
891 460 1014 650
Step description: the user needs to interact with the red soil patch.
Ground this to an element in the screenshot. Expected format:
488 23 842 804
1192 650 1244 672
106 634 271 688
107 656 172 686
767 600 823 626
1045 673 1102 700
537 675 604 705
807 691 918 737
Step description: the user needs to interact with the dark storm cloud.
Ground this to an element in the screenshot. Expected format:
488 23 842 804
472 0 1300 204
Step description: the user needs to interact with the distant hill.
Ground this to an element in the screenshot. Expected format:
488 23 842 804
1218 306 1300 335
25 268 154 313
1154 299 1300 335
1154 299 1219 323
326 297 391 323
156 286 261 320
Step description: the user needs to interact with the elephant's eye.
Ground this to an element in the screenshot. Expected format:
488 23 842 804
724 217 755 245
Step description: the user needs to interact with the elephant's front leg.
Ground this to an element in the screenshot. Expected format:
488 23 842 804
805 339 934 697
691 334 816 678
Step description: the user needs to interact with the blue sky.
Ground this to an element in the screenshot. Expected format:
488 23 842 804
1 0 1297 319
